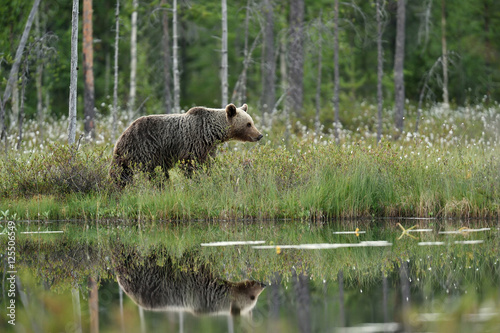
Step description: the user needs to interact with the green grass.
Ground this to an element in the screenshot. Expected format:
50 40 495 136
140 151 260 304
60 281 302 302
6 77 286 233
1 138 499 220
1 103 499 220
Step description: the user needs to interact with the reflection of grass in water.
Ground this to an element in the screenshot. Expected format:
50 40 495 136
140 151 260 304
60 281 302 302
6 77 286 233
2 220 499 331
4 220 498 290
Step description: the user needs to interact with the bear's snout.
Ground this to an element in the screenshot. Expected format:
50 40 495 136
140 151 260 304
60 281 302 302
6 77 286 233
256 134 263 141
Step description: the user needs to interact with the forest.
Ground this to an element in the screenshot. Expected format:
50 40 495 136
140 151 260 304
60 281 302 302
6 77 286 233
0 0 499 141
0 0 499 219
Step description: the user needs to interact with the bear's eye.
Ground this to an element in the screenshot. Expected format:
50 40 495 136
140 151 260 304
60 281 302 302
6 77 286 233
247 123 251 127
250 295 255 300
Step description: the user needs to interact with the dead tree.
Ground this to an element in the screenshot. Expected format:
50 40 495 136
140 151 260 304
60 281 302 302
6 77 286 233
333 0 340 144
112 0 120 142
287 0 305 115
83 0 95 139
0 0 41 143
172 0 181 113
129 0 138 117
68 0 79 144
441 0 449 106
261 0 275 124
376 0 387 144
221 0 228 107
161 0 172 114
394 0 406 135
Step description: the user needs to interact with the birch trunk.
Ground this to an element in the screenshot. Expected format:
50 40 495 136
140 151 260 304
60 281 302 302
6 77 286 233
441 0 449 106
129 0 138 117
83 0 95 139
333 0 340 144
221 0 228 107
161 0 172 114
68 0 79 145
0 0 41 141
394 0 406 135
376 0 384 144
112 0 120 142
172 0 181 113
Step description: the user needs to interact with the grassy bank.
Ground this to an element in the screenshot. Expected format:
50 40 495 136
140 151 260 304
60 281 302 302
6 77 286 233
1 103 499 220
1 138 499 220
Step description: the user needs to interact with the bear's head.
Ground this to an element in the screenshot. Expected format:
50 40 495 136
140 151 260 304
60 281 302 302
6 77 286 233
226 104 263 142
229 280 266 316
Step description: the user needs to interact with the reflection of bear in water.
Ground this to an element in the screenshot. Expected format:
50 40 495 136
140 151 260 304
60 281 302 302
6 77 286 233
114 250 265 316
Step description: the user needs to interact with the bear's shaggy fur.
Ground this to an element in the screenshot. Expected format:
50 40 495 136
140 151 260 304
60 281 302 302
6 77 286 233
114 249 266 316
110 103 262 186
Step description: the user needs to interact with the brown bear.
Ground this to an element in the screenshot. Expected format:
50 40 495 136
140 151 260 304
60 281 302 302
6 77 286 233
110 103 262 186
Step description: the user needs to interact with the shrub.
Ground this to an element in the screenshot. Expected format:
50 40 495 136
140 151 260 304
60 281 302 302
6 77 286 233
0 143 112 198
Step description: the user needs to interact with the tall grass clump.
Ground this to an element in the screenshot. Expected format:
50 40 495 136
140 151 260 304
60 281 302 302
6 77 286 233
0 142 113 198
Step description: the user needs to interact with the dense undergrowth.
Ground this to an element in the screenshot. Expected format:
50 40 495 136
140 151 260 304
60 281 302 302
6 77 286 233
1 102 499 220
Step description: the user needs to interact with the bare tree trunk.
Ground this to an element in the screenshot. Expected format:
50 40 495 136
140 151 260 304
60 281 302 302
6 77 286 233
83 0 95 139
394 0 406 136
333 0 340 144
172 0 181 113
36 11 44 143
129 0 138 117
416 56 440 133
239 0 251 105
287 0 305 115
17 70 27 150
161 0 172 114
441 0 449 106
376 0 385 144
231 29 261 105
0 0 41 141
280 33 290 143
112 0 120 142
315 14 323 137
68 0 79 145
221 0 228 107
12 76 19 131
104 52 110 97
261 0 275 123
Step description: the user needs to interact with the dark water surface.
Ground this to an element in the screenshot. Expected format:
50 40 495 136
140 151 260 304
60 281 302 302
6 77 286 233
1 219 499 332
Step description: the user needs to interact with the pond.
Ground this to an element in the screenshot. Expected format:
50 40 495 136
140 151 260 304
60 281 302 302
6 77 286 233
1 219 499 332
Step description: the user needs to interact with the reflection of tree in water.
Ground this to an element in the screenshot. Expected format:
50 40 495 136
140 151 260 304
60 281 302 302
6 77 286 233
16 240 107 291
112 246 265 316
293 268 311 333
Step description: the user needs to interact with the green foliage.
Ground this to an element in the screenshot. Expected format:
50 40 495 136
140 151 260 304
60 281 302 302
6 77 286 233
0 142 112 198
1 0 500 128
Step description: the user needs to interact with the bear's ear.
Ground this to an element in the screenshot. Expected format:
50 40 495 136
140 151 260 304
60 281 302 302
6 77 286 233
241 104 248 112
226 104 237 118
